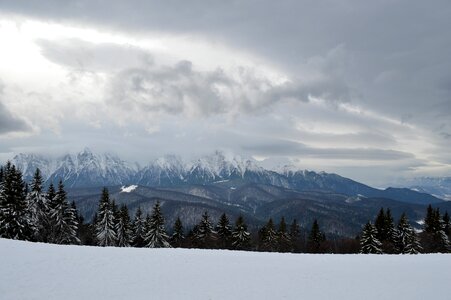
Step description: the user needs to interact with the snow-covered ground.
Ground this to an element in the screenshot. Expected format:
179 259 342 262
0 239 449 300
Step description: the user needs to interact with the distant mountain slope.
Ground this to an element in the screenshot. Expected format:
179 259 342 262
10 148 444 204
394 177 451 200
67 183 450 237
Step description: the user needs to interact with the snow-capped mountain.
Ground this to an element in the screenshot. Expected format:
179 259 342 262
10 153 55 182
13 148 138 188
8 148 444 204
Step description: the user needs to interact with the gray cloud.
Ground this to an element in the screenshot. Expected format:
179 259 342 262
1 1 450 185
0 81 30 135
36 38 350 118
241 140 414 161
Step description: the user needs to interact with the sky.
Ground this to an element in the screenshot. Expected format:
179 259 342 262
0 0 450 186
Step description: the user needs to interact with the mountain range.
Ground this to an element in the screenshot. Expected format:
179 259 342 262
9 148 450 237
10 148 444 204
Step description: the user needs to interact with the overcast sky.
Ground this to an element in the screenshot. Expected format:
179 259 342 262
0 0 450 186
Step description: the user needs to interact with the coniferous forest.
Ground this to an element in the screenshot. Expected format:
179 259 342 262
1 163 450 254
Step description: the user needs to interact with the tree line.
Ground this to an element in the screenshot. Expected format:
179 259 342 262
359 207 450 254
1 164 449 254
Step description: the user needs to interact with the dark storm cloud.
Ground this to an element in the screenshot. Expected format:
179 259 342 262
0 81 30 135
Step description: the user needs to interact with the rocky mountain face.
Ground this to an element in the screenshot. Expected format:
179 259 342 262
10 148 444 205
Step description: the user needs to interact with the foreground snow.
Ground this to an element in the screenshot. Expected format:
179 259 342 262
0 239 449 300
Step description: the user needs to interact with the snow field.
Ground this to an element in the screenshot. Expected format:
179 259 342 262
0 238 450 300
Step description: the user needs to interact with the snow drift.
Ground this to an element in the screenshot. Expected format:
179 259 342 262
0 238 449 300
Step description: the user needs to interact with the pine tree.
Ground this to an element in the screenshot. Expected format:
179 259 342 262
193 211 216 248
360 221 382 254
261 218 278 252
216 213 232 249
422 206 450 253
424 205 436 233
231 215 251 250
131 207 145 247
49 180 80 244
0 162 32 240
170 217 185 247
277 217 291 252
443 212 450 236
308 219 325 253
143 201 171 248
46 183 56 208
395 213 422 254
289 219 301 252
374 208 386 241
95 187 116 246
374 207 396 253
116 205 131 247
27 168 49 242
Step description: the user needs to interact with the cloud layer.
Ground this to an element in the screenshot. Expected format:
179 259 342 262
0 1 450 186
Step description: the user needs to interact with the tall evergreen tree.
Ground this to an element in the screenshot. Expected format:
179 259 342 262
277 217 291 252
422 206 450 253
170 217 185 247
289 219 301 252
131 207 145 247
49 180 79 244
0 162 32 240
116 205 131 247
95 187 116 246
360 221 382 254
308 219 325 253
442 211 450 236
395 213 422 254
193 211 216 248
143 201 170 248
216 213 232 249
231 215 251 250
27 168 49 242
261 218 278 251
374 208 386 241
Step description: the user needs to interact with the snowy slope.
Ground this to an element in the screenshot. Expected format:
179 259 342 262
0 238 450 300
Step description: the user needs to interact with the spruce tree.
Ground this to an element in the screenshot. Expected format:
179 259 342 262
49 180 79 244
95 187 116 246
131 207 145 247
360 221 382 254
143 201 171 248
289 219 301 252
261 218 278 252
422 206 450 253
116 204 131 247
443 212 450 236
0 162 32 240
216 213 232 249
277 217 291 252
27 168 49 242
308 219 325 253
193 211 216 248
231 215 251 250
395 213 422 254
374 208 386 241
170 217 185 247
